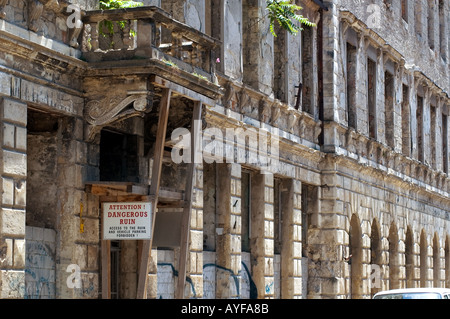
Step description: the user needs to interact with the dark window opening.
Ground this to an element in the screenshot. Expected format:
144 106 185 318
301 183 318 258
241 171 251 253
443 113 448 173
367 58 377 139
417 95 424 162
100 130 139 182
110 240 120 299
346 42 357 129
302 26 315 117
385 70 395 148
431 102 437 169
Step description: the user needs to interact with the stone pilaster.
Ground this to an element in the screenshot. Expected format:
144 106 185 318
250 172 274 299
214 162 241 298
0 97 27 299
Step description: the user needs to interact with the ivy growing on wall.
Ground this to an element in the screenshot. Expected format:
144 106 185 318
266 0 316 37
99 0 144 10
99 0 143 37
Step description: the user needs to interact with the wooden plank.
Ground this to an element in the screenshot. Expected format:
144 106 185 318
85 182 148 196
101 199 111 300
136 87 172 299
175 100 202 299
159 188 184 201
101 239 111 299
150 75 216 107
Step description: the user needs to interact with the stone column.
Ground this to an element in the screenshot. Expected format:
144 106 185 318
250 172 274 299
321 0 342 152
215 162 241 298
56 115 97 299
0 97 27 298
186 164 204 298
307 156 345 298
279 178 302 298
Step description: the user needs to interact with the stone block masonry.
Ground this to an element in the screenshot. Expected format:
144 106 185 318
0 0 448 300
0 97 27 299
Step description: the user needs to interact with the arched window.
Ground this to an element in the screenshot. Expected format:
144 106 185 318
433 233 441 287
389 223 400 289
405 227 415 287
370 219 382 296
420 230 428 287
349 214 363 298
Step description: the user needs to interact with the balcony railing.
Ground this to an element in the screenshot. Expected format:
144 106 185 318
81 6 220 82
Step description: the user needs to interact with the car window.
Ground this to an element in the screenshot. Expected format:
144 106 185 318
374 292 442 299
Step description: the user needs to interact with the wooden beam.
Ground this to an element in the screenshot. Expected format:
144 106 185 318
136 87 172 299
175 100 202 299
101 209 111 300
150 75 216 107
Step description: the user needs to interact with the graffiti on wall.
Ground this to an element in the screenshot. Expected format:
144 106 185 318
157 261 257 299
25 241 56 299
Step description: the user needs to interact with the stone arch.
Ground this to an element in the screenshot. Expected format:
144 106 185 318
370 218 382 296
420 229 428 287
349 214 363 299
405 226 415 288
433 232 441 287
388 222 400 289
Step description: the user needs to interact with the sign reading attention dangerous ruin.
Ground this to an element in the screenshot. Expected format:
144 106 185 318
102 202 152 240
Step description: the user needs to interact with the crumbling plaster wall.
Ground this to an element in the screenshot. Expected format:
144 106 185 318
339 0 449 94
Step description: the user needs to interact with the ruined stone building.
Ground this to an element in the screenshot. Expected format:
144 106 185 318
0 0 449 299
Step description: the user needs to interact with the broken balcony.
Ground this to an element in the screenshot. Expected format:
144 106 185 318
81 6 221 88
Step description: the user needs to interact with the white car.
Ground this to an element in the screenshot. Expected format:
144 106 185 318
373 288 450 299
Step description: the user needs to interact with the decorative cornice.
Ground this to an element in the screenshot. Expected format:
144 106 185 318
84 93 151 141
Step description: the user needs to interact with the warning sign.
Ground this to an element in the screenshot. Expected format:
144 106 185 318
102 202 152 240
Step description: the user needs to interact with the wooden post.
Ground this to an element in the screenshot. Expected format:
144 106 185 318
136 87 172 299
176 101 203 299
101 204 111 299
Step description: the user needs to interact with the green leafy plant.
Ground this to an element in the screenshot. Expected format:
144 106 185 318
99 0 143 37
99 0 144 10
266 0 316 37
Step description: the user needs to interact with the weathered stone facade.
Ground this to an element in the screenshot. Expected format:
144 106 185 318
0 0 448 299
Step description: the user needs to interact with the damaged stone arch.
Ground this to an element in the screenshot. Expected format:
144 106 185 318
370 217 382 296
388 222 400 289
348 213 363 299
